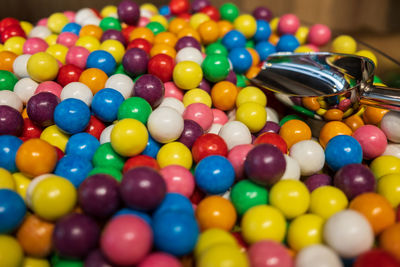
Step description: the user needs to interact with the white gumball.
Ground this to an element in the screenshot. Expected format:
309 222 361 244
208 123 222 134
323 210 374 258
13 77 38 104
13 54 31 78
100 125 115 144
295 244 343 267
281 154 301 180
383 143 400 158
289 140 325 176
380 111 400 143
105 74 134 99
147 107 184 143
75 8 97 25
219 121 252 150
159 97 185 115
175 47 204 65
61 82 93 106
0 91 23 112
82 16 101 26
28 26 51 39
266 107 279 123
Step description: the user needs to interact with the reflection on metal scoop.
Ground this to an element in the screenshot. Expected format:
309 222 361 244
251 52 400 121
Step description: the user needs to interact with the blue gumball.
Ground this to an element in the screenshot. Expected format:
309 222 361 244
86 50 117 76
254 20 271 42
142 133 161 159
54 98 91 134
325 135 363 171
113 209 152 226
221 30 246 50
195 155 235 194
159 5 170 16
228 47 253 74
0 135 23 172
55 154 93 187
61 22 82 35
153 210 199 256
255 41 276 61
0 189 26 233
276 34 300 52
65 132 100 161
153 193 194 219
91 88 124 122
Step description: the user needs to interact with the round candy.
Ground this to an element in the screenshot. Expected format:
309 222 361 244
379 223 400 261
194 228 238 258
228 47 252 74
236 102 267 133
220 3 239 22
27 92 60 127
219 121 252 150
138 252 182 267
118 0 140 25
221 30 246 50
211 81 238 111
54 98 90 134
54 154 92 187
173 61 203 90
191 133 228 163
248 240 293 267
91 88 124 122
122 48 149 77
105 73 134 99
325 135 362 171
307 24 331 46
202 54 230 83
133 74 164 108
86 50 116 76
34 81 62 97
0 189 26 234
370 155 400 179
354 249 400 267
111 118 148 157
118 96 152 124
319 121 352 148
153 192 194 218
85 249 113 267
0 135 22 172
177 119 203 149
287 213 324 251
380 111 400 143
57 64 83 87
331 35 357 54
377 174 400 208
279 119 311 148
353 125 387 160
160 165 195 197
309 186 348 219
304 173 332 192
13 55 31 79
148 54 175 82
278 14 299 34
231 180 268 216
27 52 59 82
0 105 23 136
276 34 300 52
40 125 69 152
93 142 124 171
0 235 23 267
182 103 213 131
197 243 249 267
289 140 325 176
66 46 90 69
196 196 237 231
157 141 192 169
295 244 342 267
147 107 184 143
233 14 257 38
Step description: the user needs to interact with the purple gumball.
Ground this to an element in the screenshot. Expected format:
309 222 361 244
258 121 280 135
53 213 100 259
178 120 204 148
304 173 332 192
78 174 121 219
0 105 23 136
191 0 210 12
133 74 164 108
225 70 237 85
118 0 140 26
122 48 149 77
101 29 126 46
334 163 376 199
120 167 166 211
252 6 273 21
198 78 211 93
244 143 286 186
27 92 60 127
85 249 113 267
175 36 201 51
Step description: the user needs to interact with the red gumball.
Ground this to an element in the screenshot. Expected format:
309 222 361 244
1 24 26 43
57 64 83 87
231 232 248 252
0 17 20 33
148 54 175 82
54 146 65 160
127 38 151 54
178 13 191 21
190 186 206 205
191 133 228 163
123 155 160 173
170 0 190 15
254 132 288 154
200 6 221 21
122 26 136 44
22 118 42 139
85 115 106 140
354 249 400 267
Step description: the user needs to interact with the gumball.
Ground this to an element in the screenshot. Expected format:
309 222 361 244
65 46 90 69
221 30 246 51
133 74 164 108
231 180 268 216
147 54 174 83
219 3 239 22
236 102 266 133
0 90 21 112
219 121 252 150
183 103 213 131
91 88 124 122
34 81 63 97
252 6 273 21
191 133 228 162
0 51 17 73
295 245 342 267
276 34 300 52
0 235 23 267
331 35 357 54
241 205 286 244
279 119 311 148
183 89 212 108
287 213 324 252
139 252 182 267
117 0 140 26
13 79 36 105
0 168 15 190
258 121 280 135
205 42 228 56
157 141 193 169
325 135 362 171
147 107 184 143
27 92 60 127
56 32 78 48
62 22 81 35
85 50 116 76
201 54 230 83
153 192 194 218
164 81 183 100
370 155 400 179
354 249 400 267
26 52 59 82
248 240 293 267
379 223 400 261
101 215 152 266
54 98 91 134
226 144 253 180
212 109 228 125
380 111 400 142
278 14 299 35
12 54 30 79
309 186 348 219
307 24 331 46
177 119 203 149
377 174 400 208
23 38 48 55
85 115 106 140
334 164 376 200
175 36 201 52
84 249 113 267
173 61 203 90
304 173 332 192
101 31 126 52
57 64 83 87
0 189 26 234
323 210 374 258
254 133 287 154
28 26 51 39
54 154 93 187
319 121 352 148
40 124 69 152
77 36 101 53
289 140 325 176
353 125 387 160
382 144 400 158
1 24 26 43
160 165 195 197
117 97 152 126
0 70 18 90
194 228 238 259
127 38 152 54
65 132 99 161
93 142 124 172
197 243 249 267
356 50 378 67
210 81 237 111
104 74 133 99
122 48 149 77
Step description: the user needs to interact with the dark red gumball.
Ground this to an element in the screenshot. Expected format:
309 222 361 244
148 54 175 82
123 155 160 173
178 13 192 21
122 25 136 44
22 118 42 139
231 232 248 252
190 186 206 205
200 6 220 21
54 146 65 160
127 38 151 54
1 24 26 43
85 115 106 140
354 249 400 267
57 64 83 87
170 0 190 15
397 205 400 222
0 17 20 33
254 132 288 154
191 133 228 163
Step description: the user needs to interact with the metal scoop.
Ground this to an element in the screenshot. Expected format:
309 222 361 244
251 52 400 120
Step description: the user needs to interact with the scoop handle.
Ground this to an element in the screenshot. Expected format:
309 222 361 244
360 85 400 111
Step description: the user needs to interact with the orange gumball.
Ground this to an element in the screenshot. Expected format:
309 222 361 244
217 20 233 38
0 51 17 72
79 68 108 94
362 106 389 125
150 43 176 58
211 81 238 111
247 48 260 67
319 121 352 148
15 138 57 177
323 109 344 121
129 27 155 43
349 193 395 235
154 32 178 47
269 33 280 46
168 18 189 35
195 196 237 231
279 119 312 148
177 27 201 42
198 20 219 45
245 66 260 80
344 114 364 132
302 97 320 111
79 25 103 40
16 214 54 257
379 223 400 261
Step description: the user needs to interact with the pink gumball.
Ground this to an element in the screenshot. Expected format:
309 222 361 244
278 14 300 35
164 81 184 101
23 38 49 54
306 44 320 52
63 11 76 22
66 46 90 69
212 108 228 125
307 24 331 46
248 240 294 267
227 144 254 180
138 252 182 267
101 215 153 266
353 125 387 160
35 81 63 97
57 32 78 48
183 103 214 131
160 165 195 197
37 18 48 26
138 17 150 27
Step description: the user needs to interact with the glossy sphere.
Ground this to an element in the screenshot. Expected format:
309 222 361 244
307 24 331 46
0 189 26 233
325 135 362 171
304 173 332 192
309 186 348 219
254 133 287 154
122 48 149 77
0 51 18 73
40 125 69 152
377 174 400 208
248 240 293 267
139 252 182 267
0 168 15 189
101 215 153 266
279 119 311 148
236 102 267 133
334 164 375 200
332 35 357 54
53 213 100 259
319 121 352 148
34 80 62 97
370 155 400 179
177 119 203 149
173 61 203 90
54 98 90 134
228 47 252 74
194 229 237 259
0 235 23 267
289 216 324 254
191 133 228 162
227 144 253 180
323 210 374 258
86 50 116 76
0 135 22 172
278 14 300 34
57 64 83 87
295 245 342 267
379 223 400 261
111 118 148 157
85 115 105 140
0 105 23 136
241 205 286 244
157 142 192 169
380 111 400 143
84 249 113 267
160 165 195 197
105 73 134 99
353 125 387 160
27 52 59 82
0 70 18 91
148 107 184 143
66 46 90 69
236 86 267 107
23 38 48 54
91 88 124 122
211 81 237 111
27 92 59 127
79 68 108 94
196 196 236 231
197 243 249 267
231 180 268 216
148 54 174 82
202 54 230 83
354 249 400 267
290 140 325 176
134 74 164 108
16 138 57 177
118 0 140 25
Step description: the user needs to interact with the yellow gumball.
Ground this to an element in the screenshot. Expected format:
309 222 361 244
31 176 77 221
295 26 309 45
4 36 25 55
101 5 118 18
287 213 324 251
0 44 3 52
75 36 101 52
40 125 69 152
236 86 267 107
270 17 280 32
197 244 249 267
331 35 357 54
309 185 348 219
46 44 68 64
22 257 50 267
45 34 58 46
190 13 210 30
377 174 400 208
241 205 286 244
12 172 31 201
27 52 59 83
0 168 15 190
173 61 203 90
234 14 257 39
110 119 148 157
0 235 23 267
100 39 125 63
157 142 192 169
236 102 267 133
269 179 310 219
194 228 238 258
47 13 69 34
150 15 168 29
356 49 378 68
20 21 33 36
183 88 212 107
295 45 314 53
370 155 400 179
141 3 158 14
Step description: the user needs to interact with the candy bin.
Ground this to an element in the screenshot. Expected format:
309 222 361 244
0 1 399 267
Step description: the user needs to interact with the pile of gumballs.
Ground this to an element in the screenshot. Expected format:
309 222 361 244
1 0 400 266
